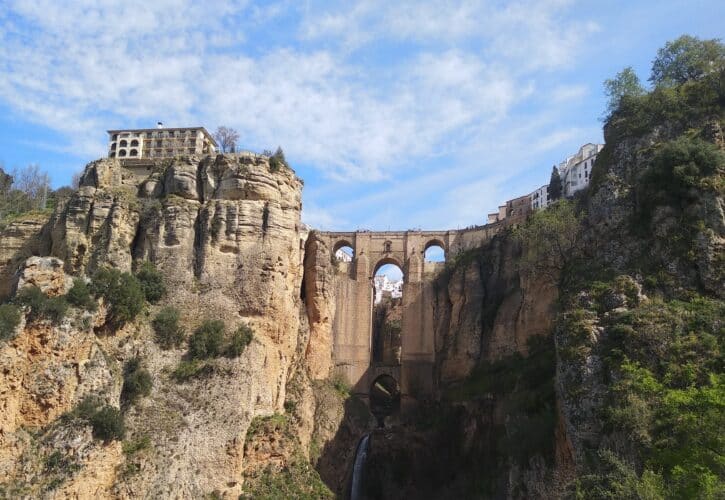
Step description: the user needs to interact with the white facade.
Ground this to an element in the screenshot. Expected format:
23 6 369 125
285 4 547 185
374 275 403 304
558 143 603 197
530 184 550 210
108 127 217 159
334 248 353 262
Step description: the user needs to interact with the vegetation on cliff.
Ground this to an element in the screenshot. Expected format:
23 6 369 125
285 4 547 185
408 35 724 499
554 36 725 499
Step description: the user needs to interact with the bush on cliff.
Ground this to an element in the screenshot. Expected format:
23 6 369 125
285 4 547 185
0 303 21 341
635 136 724 230
90 268 144 327
152 306 185 349
90 405 125 441
172 359 214 381
135 261 166 304
13 286 68 324
267 147 289 173
188 319 226 359
514 200 583 285
121 357 152 405
227 323 254 357
66 278 97 311
67 397 125 442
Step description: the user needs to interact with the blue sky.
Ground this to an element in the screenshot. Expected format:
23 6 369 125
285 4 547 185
0 0 722 232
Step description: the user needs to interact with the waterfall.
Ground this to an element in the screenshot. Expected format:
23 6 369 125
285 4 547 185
350 433 371 500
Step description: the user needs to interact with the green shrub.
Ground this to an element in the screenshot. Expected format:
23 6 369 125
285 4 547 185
43 450 80 476
90 405 125 441
152 306 184 349
66 278 97 311
227 323 253 357
636 137 724 229
172 359 213 381
0 303 21 341
268 147 289 173
14 286 68 323
122 435 151 455
121 357 152 405
188 320 225 359
240 456 334 499
331 375 351 397
90 268 144 327
135 261 166 304
71 396 102 420
65 397 125 442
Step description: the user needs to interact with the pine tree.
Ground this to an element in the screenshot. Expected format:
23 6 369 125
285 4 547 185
548 166 562 201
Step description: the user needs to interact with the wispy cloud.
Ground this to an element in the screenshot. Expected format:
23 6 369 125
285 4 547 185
0 0 605 228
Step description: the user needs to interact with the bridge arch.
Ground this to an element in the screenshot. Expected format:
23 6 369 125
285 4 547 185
373 256 404 278
424 238 446 262
332 239 355 261
369 374 401 424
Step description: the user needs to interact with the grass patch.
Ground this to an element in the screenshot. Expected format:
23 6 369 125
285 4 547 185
0 303 21 341
172 359 213 381
13 286 68 324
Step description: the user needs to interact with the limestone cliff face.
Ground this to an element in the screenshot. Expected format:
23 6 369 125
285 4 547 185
302 232 336 380
433 234 558 384
0 217 51 299
0 154 305 498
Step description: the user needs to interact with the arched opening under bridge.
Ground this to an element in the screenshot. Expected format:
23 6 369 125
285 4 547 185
424 240 446 262
372 260 403 366
369 374 401 426
333 240 354 263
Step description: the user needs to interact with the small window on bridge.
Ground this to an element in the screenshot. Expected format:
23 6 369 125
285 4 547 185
424 244 445 262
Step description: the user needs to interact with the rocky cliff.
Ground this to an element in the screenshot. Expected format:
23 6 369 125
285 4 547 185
0 154 307 498
0 57 722 499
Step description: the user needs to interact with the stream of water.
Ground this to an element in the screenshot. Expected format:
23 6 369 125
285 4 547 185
350 433 371 500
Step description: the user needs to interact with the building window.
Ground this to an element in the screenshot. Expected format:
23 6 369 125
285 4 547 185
130 139 139 147
118 150 127 157
129 149 138 157
109 151 116 158
119 140 128 147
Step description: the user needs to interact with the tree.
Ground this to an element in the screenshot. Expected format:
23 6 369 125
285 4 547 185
12 164 50 211
71 171 82 189
213 126 240 153
514 200 582 285
268 147 288 172
604 67 645 116
650 35 725 86
0 164 52 218
0 165 11 194
548 166 562 201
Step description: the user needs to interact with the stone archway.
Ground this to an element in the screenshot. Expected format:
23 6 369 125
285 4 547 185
369 374 401 425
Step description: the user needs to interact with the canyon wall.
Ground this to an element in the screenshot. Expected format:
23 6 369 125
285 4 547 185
0 154 306 498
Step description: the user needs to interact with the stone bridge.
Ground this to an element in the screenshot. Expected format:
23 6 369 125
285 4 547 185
316 224 505 403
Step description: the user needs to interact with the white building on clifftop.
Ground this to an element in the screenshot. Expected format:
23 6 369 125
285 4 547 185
558 143 603 197
108 126 217 159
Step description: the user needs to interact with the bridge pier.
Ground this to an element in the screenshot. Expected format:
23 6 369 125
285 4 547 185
318 225 502 403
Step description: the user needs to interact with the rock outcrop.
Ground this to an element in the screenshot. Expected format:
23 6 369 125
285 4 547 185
0 154 307 498
432 234 559 384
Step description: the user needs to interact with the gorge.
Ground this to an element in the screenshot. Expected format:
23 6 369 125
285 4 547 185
0 49 724 499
